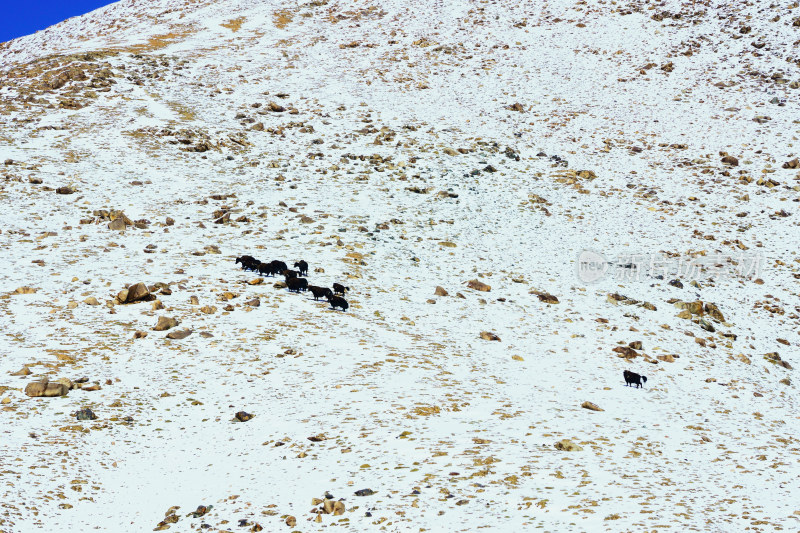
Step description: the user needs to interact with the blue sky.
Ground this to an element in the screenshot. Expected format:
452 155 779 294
2 1 116 43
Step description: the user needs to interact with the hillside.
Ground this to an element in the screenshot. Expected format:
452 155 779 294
1 0 799 531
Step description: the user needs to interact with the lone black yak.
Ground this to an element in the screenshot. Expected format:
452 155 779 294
623 370 647 388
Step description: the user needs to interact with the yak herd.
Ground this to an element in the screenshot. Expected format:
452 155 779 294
235 257 651 388
235 255 350 311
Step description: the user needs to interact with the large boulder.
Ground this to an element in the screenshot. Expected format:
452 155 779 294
467 279 491 292
154 316 179 331
118 282 153 304
24 379 69 398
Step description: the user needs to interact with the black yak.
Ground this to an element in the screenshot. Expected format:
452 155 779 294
332 283 350 295
235 255 259 271
623 370 647 388
294 260 308 277
257 262 279 276
286 277 308 293
327 294 349 311
308 285 333 301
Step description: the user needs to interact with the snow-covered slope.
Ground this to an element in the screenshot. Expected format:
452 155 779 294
1 0 799 531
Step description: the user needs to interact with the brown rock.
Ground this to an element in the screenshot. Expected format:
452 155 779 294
613 346 639 359
581 401 603 412
84 297 100 306
434 286 448 296
235 411 254 422
657 354 676 363
721 155 739 166
133 331 148 339
199 305 217 314
782 158 799 169
537 293 559 304
56 186 74 194
244 298 260 307
123 282 151 303
54 377 74 390
480 331 501 341
285 516 296 527
154 316 178 331
554 439 582 451
704 302 725 322
166 329 193 340
24 379 69 398
108 217 128 231
14 286 37 294
467 279 491 292
10 366 32 376
628 341 643 350
247 277 264 285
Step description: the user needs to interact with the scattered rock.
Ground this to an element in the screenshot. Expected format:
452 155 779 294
235 411 254 422
166 329 193 340
133 330 148 339
24 378 69 398
10 366 31 376
14 286 37 295
188 505 212 518
117 282 153 304
581 401 603 412
613 346 639 359
764 352 792 370
480 331 501 341
56 186 74 194
154 316 178 331
537 292 559 304
84 296 100 306
285 516 296 527
434 286 448 296
554 439 583 452
354 488 375 496
75 408 97 421
467 279 491 292
721 155 739 166
704 302 725 321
